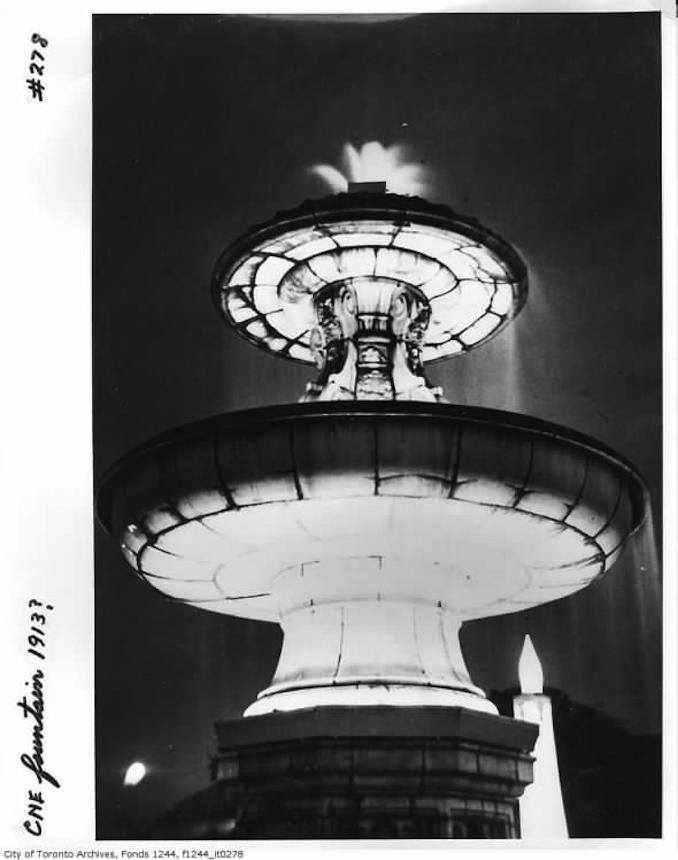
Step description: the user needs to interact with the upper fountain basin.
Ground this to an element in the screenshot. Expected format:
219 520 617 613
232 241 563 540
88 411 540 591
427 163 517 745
213 193 527 365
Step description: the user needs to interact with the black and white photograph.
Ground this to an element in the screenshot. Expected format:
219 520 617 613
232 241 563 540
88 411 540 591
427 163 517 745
1 3 675 852
93 11 663 840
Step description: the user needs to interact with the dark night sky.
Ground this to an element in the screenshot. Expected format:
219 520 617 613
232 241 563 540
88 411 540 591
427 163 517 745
93 13 662 836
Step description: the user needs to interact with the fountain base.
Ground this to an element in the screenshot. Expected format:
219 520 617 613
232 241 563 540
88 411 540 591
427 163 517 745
213 706 538 839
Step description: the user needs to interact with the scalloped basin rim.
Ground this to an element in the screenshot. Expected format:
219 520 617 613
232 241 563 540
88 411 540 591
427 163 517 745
210 192 529 314
96 400 648 533
210 193 529 368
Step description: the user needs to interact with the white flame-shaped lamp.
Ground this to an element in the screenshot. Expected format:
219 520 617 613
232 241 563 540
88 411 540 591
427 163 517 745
97 149 648 838
514 635 569 839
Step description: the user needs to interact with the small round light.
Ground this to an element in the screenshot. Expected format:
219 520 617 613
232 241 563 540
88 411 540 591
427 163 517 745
123 761 146 786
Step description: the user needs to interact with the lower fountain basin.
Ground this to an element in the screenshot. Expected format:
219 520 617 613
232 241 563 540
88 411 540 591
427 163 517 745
97 401 647 623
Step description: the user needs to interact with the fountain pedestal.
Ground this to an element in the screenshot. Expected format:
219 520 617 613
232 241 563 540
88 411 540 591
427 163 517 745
247 560 496 716
213 707 538 839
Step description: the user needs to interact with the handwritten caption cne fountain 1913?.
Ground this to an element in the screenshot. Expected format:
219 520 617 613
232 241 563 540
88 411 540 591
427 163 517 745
15 599 60 837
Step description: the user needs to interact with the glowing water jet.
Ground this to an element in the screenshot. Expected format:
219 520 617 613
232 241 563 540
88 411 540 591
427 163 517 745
310 141 430 196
